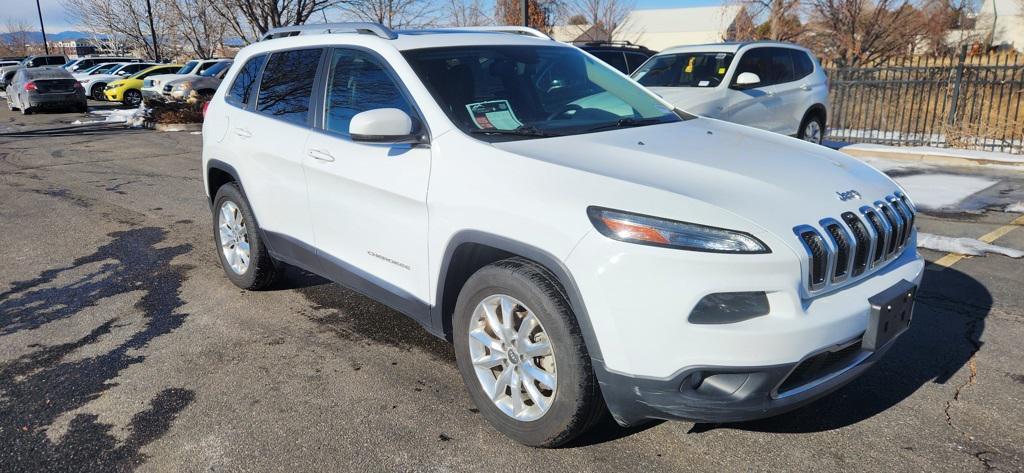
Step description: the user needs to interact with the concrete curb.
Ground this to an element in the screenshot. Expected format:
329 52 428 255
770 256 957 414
838 147 1024 168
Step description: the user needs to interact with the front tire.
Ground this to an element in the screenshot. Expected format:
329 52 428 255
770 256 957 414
123 89 142 107
798 113 825 144
91 83 106 101
212 183 281 290
453 257 604 447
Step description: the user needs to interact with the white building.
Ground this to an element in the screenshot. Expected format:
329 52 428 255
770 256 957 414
613 6 749 51
973 0 1024 50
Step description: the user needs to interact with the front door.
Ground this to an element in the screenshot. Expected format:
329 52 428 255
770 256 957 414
303 47 431 319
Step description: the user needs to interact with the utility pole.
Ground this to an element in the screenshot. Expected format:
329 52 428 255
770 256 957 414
35 0 49 54
144 0 160 61
520 0 530 26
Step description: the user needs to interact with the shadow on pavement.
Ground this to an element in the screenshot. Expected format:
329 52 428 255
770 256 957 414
0 227 195 472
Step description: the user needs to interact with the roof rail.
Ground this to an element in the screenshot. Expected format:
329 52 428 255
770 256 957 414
440 26 552 40
260 22 397 41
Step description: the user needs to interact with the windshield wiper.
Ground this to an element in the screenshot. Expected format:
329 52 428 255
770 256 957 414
468 125 559 138
578 117 668 134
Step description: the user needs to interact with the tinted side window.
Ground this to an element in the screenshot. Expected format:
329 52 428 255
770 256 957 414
767 48 796 84
256 49 322 125
324 48 415 135
591 51 628 73
624 53 649 73
227 55 266 107
792 50 814 79
734 48 770 86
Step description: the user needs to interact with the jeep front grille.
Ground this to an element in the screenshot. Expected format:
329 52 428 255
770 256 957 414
794 192 916 294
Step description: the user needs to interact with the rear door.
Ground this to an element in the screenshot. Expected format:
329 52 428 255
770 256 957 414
235 48 324 257
302 47 431 319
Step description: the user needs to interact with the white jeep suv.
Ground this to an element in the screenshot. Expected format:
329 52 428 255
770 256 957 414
202 23 923 447
632 42 829 144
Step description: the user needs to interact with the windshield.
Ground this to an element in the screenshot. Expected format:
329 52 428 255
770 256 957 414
176 61 199 75
93 63 122 74
403 45 683 140
633 52 735 88
200 61 230 77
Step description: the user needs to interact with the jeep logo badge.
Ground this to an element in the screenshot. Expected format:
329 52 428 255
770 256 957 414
836 190 861 201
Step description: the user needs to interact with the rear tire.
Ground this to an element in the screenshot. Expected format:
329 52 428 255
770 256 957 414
453 257 604 447
212 183 281 290
798 112 825 144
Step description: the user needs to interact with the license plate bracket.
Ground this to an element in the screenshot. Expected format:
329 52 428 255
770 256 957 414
864 279 917 351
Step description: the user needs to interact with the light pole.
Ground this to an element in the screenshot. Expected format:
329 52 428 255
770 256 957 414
35 0 49 54
521 0 529 27
144 0 160 61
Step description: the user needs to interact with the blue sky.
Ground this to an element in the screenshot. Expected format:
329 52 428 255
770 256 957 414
7 0 727 32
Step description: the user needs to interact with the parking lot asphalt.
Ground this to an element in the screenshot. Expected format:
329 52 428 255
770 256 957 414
1 102 1023 472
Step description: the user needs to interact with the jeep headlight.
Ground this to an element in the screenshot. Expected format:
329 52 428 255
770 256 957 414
587 207 770 253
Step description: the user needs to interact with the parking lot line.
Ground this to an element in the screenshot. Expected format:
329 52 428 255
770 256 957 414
930 214 1024 269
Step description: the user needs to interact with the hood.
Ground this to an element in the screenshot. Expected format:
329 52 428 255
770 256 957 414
492 118 903 251
148 73 185 86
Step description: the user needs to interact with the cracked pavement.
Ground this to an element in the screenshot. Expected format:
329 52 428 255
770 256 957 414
1 103 1022 472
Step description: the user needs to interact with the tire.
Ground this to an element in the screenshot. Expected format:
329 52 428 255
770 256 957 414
91 83 106 101
21 105 31 115
211 183 281 290
123 89 142 107
798 112 825 144
453 257 604 447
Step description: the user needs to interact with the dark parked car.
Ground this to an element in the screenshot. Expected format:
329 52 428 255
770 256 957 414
5 67 86 114
20 55 69 68
576 41 656 74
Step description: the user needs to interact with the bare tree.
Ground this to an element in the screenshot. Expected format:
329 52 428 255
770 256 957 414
171 0 229 58
495 0 559 29
733 0 804 41
806 0 924 66
209 0 340 44
562 0 635 41
337 0 439 29
63 0 177 60
445 0 492 26
1 18 32 57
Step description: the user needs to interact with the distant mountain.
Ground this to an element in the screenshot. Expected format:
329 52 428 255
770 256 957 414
0 30 99 43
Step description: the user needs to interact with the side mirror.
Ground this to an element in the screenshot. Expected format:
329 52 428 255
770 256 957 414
734 72 761 88
350 108 421 144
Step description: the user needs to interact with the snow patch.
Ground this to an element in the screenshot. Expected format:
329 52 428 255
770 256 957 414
75 106 148 127
889 174 997 210
1006 202 1024 213
842 143 1024 164
917 233 1024 258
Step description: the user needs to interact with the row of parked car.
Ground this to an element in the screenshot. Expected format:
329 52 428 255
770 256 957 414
0 54 234 114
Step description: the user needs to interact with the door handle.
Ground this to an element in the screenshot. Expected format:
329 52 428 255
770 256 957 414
800 84 812 91
307 148 335 162
233 127 252 138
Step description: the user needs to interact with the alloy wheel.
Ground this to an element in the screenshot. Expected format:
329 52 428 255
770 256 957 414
803 120 823 144
218 200 250 275
468 294 557 421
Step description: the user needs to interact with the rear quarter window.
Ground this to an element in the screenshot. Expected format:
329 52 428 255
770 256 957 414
226 55 267 107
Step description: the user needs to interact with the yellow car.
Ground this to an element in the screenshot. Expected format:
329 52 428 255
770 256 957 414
104 64 182 106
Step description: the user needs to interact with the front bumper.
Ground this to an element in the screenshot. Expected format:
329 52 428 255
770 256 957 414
142 87 163 99
565 229 925 425
104 88 123 101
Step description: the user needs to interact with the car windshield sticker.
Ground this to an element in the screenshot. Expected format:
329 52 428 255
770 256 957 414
718 67 727 75
466 100 524 130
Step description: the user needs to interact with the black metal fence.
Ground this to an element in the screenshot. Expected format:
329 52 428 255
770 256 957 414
825 49 1024 154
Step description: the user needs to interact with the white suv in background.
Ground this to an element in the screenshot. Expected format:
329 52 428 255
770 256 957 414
203 24 922 447
633 42 829 143
143 58 230 100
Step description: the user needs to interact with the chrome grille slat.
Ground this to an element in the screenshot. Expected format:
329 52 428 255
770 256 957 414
795 194 915 294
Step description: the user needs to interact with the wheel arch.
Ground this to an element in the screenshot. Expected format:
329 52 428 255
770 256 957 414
433 231 607 368
804 103 827 125
205 159 242 204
